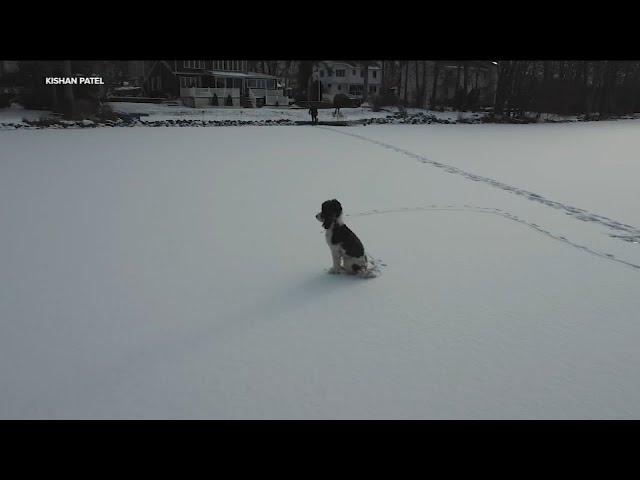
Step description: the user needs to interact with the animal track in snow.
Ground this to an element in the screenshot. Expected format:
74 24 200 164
346 205 640 272
320 126 640 245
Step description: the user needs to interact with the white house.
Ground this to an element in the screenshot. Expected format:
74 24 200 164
313 61 382 101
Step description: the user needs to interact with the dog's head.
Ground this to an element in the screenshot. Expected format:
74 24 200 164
316 199 343 229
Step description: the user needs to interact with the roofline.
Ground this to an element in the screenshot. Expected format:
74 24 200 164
318 60 382 69
174 70 280 79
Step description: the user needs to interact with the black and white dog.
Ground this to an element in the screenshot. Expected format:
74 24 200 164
316 199 368 275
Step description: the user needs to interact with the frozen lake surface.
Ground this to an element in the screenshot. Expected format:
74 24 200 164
1 122 639 418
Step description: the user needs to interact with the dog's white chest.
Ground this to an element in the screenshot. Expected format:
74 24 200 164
325 228 333 245
325 227 344 255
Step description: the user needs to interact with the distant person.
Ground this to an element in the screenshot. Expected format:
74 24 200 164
308 105 318 124
333 93 348 117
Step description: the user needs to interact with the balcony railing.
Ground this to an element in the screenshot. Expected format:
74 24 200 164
180 87 240 98
179 87 290 106
247 88 284 98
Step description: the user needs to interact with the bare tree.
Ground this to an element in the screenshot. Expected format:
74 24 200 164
414 61 420 107
421 60 428 107
403 61 409 105
297 61 318 101
360 60 374 103
462 61 469 111
430 61 441 110
493 61 515 117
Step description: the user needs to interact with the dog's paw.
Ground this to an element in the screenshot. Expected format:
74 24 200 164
327 266 343 274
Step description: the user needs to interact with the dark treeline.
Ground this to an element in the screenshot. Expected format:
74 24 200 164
493 60 640 119
382 60 640 117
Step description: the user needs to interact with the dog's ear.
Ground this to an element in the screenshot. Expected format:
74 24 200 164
332 199 342 214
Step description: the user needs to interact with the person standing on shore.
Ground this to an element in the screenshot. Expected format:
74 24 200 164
308 105 319 124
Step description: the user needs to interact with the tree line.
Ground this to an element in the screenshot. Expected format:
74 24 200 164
385 60 640 118
491 60 640 119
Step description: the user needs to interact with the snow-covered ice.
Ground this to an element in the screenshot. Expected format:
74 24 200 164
1 122 639 419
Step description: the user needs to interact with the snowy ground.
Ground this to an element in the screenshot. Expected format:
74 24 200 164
1 122 639 419
0 105 54 123
0 103 467 128
106 102 465 123
4 102 639 128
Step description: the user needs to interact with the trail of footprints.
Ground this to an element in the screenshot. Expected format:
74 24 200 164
346 205 640 272
320 126 640 245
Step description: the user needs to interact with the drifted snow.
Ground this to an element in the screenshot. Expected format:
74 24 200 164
1 123 639 419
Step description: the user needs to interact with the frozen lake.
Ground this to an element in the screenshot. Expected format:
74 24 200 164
1 122 639 418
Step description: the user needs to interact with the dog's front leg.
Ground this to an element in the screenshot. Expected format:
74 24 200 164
327 248 343 274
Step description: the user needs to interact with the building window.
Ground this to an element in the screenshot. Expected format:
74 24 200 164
372 70 377 78
352 69 356 75
349 84 363 96
369 85 377 93
319 70 324 77
360 70 363 77
335 69 345 77
247 79 267 89
338 85 342 90
180 76 201 88
224 78 241 89
183 60 205 69
226 60 238 71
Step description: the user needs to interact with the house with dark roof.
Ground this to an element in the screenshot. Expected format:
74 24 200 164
143 60 291 107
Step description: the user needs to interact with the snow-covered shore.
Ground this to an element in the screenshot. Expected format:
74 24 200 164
3 102 640 131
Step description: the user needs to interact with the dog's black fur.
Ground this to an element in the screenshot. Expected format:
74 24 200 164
316 199 366 273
